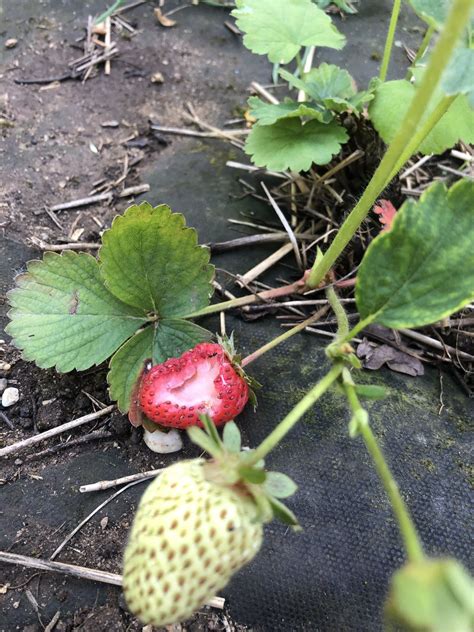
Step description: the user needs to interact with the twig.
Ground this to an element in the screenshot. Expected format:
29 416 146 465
261 182 303 269
118 183 150 197
0 552 225 610
104 17 112 75
49 193 113 212
0 411 14 430
44 611 61 632
250 81 279 104
400 154 432 180
50 479 144 560
30 239 100 251
80 468 164 493
226 160 289 180
0 405 115 458
210 231 316 253
237 243 294 286
24 430 113 462
399 328 474 362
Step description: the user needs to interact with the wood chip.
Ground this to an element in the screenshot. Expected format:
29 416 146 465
154 8 177 27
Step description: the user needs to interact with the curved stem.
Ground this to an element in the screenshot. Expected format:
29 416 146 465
326 286 349 340
344 383 424 562
412 24 436 68
246 364 344 465
241 305 329 367
306 0 473 289
379 0 403 82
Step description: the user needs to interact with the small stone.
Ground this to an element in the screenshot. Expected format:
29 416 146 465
100 516 109 530
2 387 19 407
143 427 182 453
151 71 164 84
0 361 11 374
14 458 23 466
101 120 119 128
5 38 18 49
0 378 7 394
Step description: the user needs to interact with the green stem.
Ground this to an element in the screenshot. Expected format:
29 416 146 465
95 0 123 25
412 24 436 67
306 0 473 289
247 364 344 465
295 53 304 77
326 286 349 340
379 0 403 82
386 95 456 184
241 305 328 367
344 383 424 562
343 315 376 344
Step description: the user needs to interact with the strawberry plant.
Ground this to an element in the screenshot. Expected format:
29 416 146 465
5 0 474 629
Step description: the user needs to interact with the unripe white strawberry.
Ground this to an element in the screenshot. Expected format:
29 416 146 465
123 459 263 626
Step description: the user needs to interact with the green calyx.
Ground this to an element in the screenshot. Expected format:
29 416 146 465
217 332 262 408
188 415 300 529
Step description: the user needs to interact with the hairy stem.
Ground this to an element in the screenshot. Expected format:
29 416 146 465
344 383 424 562
379 0 403 81
247 364 344 465
306 0 473 288
241 305 329 367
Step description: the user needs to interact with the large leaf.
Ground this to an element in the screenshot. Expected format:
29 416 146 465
442 46 474 108
232 0 345 64
248 96 332 125
6 251 146 372
281 64 373 113
356 180 474 329
369 79 474 155
407 0 451 28
245 118 348 172
100 202 214 317
108 319 212 412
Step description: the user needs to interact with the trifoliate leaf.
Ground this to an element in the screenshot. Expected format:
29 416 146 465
264 472 298 498
245 118 348 172
356 180 474 329
281 64 373 113
223 421 242 453
232 0 345 64
108 319 212 412
442 46 474 108
6 251 146 372
248 96 332 125
369 79 474 155
100 202 214 316
385 559 474 632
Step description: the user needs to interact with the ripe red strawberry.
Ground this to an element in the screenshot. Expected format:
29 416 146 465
138 342 249 429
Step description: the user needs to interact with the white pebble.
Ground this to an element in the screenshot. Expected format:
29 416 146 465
0 361 11 373
143 427 182 453
2 387 19 407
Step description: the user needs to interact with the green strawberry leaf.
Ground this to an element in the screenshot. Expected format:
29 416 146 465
354 384 388 400
385 559 474 632
407 0 452 29
100 202 214 317
232 0 345 64
268 496 301 529
6 251 146 372
248 96 333 125
108 319 212 412
281 64 373 113
356 180 474 329
442 46 474 108
264 472 298 498
369 79 474 155
245 118 348 172
222 421 242 453
239 466 267 484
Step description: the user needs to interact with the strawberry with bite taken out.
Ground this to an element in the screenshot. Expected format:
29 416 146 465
138 342 252 429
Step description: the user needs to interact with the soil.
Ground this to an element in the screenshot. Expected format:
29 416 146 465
0 2 472 632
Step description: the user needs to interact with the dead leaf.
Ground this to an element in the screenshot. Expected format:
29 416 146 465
154 8 177 27
100 516 109 530
357 340 424 376
373 199 397 233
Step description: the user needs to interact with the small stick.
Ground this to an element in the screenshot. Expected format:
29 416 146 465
237 243 294 286
49 193 113 212
226 161 289 180
0 411 14 430
50 479 145 560
30 239 100 251
400 154 432 179
44 611 61 632
0 405 115 458
24 430 113 462
118 183 150 197
0 552 225 610
80 468 164 493
210 232 316 253
297 46 315 102
261 182 303 269
399 328 474 361
150 124 248 139
250 81 279 104
104 17 112 75
451 149 473 162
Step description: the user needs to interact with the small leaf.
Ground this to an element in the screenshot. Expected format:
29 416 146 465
245 118 348 172
239 466 267 484
281 64 373 113
264 472 298 498
248 96 332 125
199 414 222 448
187 427 222 458
232 0 345 64
268 496 301 529
100 202 214 317
385 558 474 632
6 251 146 372
108 319 211 412
369 79 474 155
354 384 388 400
373 199 397 233
356 180 474 329
222 421 242 453
442 46 474 108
